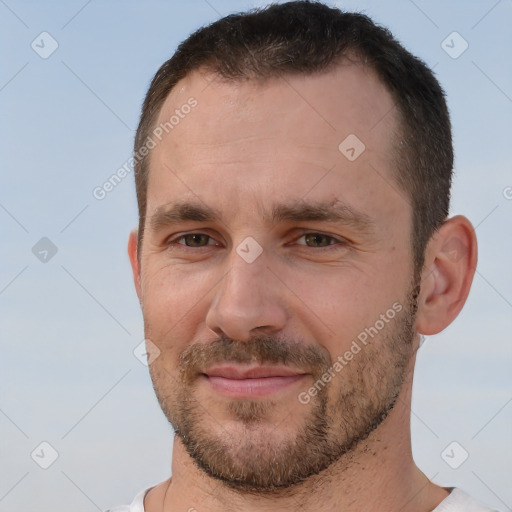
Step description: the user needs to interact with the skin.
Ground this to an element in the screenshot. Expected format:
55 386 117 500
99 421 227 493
128 62 477 512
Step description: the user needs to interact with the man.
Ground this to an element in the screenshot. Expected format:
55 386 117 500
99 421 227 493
113 1 496 511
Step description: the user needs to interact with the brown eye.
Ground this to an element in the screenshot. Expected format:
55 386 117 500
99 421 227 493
301 233 337 248
177 233 212 247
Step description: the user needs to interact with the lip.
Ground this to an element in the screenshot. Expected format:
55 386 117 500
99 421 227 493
202 365 308 397
204 364 307 379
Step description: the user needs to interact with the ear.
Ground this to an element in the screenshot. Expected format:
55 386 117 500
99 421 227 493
415 215 478 335
128 228 143 303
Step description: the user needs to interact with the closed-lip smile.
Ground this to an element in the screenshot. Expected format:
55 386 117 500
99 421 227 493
202 364 308 397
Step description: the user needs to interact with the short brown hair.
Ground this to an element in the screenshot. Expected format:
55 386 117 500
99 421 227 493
134 0 452 272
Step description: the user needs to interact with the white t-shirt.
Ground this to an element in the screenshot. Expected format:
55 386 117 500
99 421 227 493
105 486 499 512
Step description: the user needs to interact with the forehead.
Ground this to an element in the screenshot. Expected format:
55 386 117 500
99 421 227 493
146 61 406 228
155 62 397 154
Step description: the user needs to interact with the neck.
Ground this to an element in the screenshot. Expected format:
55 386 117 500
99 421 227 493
146 367 449 512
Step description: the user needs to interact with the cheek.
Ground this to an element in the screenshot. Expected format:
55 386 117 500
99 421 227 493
141 263 212 349
290 259 409 356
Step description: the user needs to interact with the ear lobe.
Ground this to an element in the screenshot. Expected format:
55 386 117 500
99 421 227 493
415 215 478 336
128 229 143 303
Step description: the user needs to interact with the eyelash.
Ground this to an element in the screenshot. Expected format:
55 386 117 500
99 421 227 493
166 231 347 250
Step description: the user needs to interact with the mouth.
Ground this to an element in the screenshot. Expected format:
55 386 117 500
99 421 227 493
201 364 309 397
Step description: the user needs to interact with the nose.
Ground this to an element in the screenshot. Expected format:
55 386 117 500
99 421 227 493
205 247 288 342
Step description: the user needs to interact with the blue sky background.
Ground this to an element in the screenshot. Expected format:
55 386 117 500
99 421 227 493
0 1 511 511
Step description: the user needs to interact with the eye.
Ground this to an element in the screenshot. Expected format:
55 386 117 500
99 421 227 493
169 233 217 248
166 231 346 251
295 232 345 248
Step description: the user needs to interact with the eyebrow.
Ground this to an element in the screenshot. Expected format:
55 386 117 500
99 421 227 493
149 199 376 234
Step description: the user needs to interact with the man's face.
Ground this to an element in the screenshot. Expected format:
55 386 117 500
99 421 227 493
133 63 420 491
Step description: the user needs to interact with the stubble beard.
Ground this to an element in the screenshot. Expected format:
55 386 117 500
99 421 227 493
148 280 420 494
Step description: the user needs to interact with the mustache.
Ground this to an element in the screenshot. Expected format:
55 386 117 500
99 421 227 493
178 335 332 384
